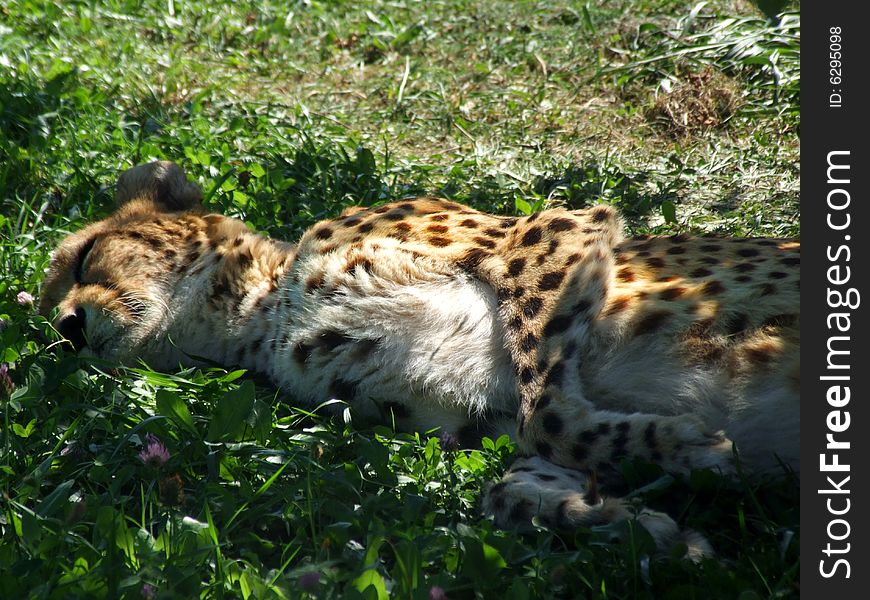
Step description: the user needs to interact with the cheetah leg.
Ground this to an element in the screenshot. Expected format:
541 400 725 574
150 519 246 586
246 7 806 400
520 388 734 476
483 456 713 561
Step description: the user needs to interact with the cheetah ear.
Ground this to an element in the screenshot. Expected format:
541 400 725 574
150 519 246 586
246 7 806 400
115 161 203 212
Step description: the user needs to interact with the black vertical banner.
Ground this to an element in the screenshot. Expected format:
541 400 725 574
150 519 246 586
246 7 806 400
802 4 869 597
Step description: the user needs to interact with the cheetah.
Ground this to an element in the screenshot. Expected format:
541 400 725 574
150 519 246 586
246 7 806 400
40 161 799 558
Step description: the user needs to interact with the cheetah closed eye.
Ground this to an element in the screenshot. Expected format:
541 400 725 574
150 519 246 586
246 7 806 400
40 161 799 558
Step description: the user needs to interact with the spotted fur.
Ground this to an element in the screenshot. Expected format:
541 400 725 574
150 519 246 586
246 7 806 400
40 162 799 558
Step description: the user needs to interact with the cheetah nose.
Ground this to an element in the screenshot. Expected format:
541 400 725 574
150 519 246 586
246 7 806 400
57 307 87 352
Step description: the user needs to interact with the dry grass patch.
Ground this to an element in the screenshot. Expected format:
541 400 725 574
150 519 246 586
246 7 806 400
647 66 742 136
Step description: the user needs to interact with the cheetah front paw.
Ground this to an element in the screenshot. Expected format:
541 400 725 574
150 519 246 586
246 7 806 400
660 415 734 475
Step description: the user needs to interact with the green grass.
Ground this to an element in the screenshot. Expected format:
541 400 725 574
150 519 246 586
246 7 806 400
1 0 799 598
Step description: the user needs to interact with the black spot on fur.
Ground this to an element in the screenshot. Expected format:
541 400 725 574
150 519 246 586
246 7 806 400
523 297 544 318
701 280 725 295
544 362 565 388
757 283 777 296
352 338 381 360
761 313 797 328
690 267 712 278
538 271 566 291
590 206 610 222
579 429 600 444
769 271 788 279
489 482 507 496
125 231 165 251
737 247 760 258
617 268 635 282
564 253 582 266
458 248 491 271
542 412 564 436
643 422 657 450
780 256 800 266
293 342 313 365
646 257 665 269
536 473 558 482
659 287 686 300
543 314 572 337
508 500 533 524
521 226 543 246
667 246 686 255
633 310 672 336
572 443 589 462
725 313 750 335
474 237 497 249
317 330 352 352
314 227 333 240
521 333 538 353
519 367 535 384
700 244 721 252
428 236 452 247
236 249 253 268
460 219 479 228
573 298 593 314
330 378 358 401
611 422 630 460
344 257 374 274
507 258 526 277
549 218 577 232
536 441 553 459
211 279 230 298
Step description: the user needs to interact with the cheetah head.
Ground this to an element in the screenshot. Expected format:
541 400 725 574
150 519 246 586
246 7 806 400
39 161 213 367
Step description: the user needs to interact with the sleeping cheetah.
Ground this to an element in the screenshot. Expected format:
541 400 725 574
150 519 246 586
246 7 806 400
40 161 799 557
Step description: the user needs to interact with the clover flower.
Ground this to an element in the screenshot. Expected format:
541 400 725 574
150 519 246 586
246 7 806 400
299 571 321 591
438 431 459 453
429 585 449 600
138 433 170 468
16 291 34 306
0 363 13 396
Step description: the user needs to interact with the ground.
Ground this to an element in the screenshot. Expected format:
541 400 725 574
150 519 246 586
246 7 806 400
1 1 798 598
